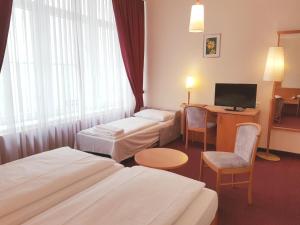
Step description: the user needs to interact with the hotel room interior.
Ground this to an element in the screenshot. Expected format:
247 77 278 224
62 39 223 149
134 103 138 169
0 0 299 225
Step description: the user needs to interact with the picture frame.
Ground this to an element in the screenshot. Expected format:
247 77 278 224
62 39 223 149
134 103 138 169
203 34 221 58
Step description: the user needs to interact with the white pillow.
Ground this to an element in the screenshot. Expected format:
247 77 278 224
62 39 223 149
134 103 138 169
134 109 175 122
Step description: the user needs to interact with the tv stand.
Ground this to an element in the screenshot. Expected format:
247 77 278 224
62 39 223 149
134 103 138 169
224 106 245 112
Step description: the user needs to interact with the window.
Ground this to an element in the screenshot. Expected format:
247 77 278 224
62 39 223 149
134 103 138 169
0 0 135 134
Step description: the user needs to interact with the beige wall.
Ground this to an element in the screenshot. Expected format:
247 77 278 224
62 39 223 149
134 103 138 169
145 0 300 153
281 34 300 88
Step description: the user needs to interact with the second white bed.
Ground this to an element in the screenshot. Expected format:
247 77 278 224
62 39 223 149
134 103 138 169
76 117 175 162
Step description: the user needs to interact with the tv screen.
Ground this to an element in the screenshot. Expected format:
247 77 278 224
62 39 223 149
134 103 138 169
214 83 257 109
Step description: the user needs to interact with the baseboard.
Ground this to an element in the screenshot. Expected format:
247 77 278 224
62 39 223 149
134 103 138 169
257 147 300 157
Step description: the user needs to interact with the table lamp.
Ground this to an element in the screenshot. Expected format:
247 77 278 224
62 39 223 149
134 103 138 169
186 76 195 105
257 46 284 161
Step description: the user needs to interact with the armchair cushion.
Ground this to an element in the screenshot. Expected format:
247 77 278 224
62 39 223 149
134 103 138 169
189 122 216 132
203 151 249 169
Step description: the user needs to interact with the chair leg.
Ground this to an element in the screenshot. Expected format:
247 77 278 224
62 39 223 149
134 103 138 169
185 130 189 149
231 174 235 188
216 171 221 194
199 153 203 180
204 132 207 151
248 172 254 205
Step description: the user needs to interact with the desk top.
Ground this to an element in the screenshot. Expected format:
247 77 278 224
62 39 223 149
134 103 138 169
205 105 260 116
182 103 260 116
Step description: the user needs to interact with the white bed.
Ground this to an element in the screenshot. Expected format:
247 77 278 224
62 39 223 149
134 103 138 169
0 148 217 225
75 109 181 162
174 188 218 225
23 166 218 225
0 147 122 225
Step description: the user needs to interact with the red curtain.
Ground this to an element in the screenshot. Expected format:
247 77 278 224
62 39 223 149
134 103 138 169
0 0 13 72
112 0 144 112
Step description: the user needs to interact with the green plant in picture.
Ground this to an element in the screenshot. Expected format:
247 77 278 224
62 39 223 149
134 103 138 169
206 38 217 55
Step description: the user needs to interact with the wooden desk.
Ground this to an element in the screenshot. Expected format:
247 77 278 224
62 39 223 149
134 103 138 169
182 105 260 152
205 106 260 152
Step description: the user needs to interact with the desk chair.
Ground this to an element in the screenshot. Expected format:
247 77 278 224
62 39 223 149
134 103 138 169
185 106 216 151
200 123 261 204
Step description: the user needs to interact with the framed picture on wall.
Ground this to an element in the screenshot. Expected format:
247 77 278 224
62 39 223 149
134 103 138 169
203 34 221 58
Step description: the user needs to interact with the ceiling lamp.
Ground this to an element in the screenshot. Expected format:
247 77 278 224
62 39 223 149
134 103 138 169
189 0 204 32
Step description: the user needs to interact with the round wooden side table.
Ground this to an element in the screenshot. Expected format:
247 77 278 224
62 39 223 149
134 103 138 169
134 148 188 170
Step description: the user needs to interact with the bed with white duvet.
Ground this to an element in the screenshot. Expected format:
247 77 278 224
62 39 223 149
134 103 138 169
0 147 122 225
0 148 217 225
75 109 181 162
24 166 217 225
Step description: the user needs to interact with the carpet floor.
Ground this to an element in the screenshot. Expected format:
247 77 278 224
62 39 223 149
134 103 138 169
123 139 300 225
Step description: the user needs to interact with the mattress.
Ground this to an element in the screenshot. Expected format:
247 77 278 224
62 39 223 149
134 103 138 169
23 166 211 225
76 118 175 162
0 148 122 225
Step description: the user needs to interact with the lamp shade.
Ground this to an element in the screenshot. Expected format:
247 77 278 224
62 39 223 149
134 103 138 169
264 47 285 82
186 76 195 89
189 4 204 32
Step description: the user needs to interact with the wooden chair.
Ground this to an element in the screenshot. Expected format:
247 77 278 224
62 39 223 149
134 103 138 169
200 123 261 204
185 106 216 151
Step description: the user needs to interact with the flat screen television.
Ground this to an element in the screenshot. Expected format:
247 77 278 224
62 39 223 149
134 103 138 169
214 83 257 111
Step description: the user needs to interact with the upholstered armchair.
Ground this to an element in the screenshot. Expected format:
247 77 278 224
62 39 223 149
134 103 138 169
200 123 261 204
185 106 216 151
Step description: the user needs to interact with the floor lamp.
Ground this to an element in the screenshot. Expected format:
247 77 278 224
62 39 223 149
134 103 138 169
257 47 284 161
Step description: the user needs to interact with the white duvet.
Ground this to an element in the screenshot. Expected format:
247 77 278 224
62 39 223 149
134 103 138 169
0 147 122 225
79 117 158 139
24 166 205 225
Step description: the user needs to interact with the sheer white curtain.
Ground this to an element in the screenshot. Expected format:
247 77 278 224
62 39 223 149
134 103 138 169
0 0 135 163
